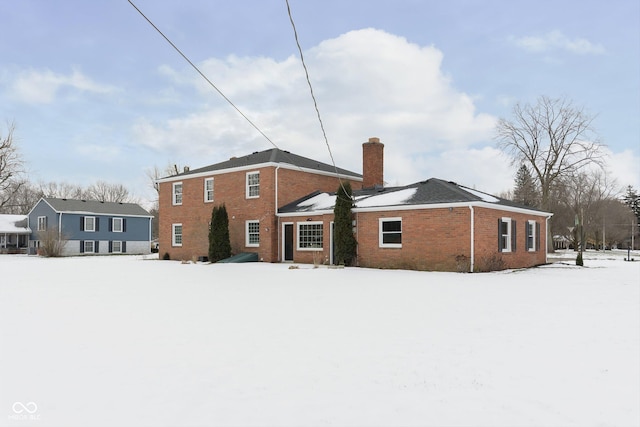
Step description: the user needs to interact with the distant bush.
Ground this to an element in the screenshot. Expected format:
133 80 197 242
576 252 584 266
37 227 67 257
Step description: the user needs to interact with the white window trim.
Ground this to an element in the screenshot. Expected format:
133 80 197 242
527 220 536 252
204 177 214 203
172 182 183 206
85 216 96 232
112 241 122 253
172 223 183 247
501 217 512 253
84 240 95 253
246 171 260 199
297 221 324 251
379 217 402 248
37 216 47 231
245 220 260 247
112 217 123 233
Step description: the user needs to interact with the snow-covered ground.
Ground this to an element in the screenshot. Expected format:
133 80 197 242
1 250 638 427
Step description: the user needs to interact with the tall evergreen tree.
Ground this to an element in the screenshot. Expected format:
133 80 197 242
623 185 640 224
333 182 357 266
513 163 539 207
208 204 231 262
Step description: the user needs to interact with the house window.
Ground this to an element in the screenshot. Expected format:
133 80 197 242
112 218 123 232
204 178 214 203
112 241 122 253
379 218 402 248
172 223 183 247
499 217 516 252
298 222 323 250
246 220 260 247
84 216 96 232
37 216 47 231
526 220 539 252
246 172 260 198
173 182 183 205
84 240 95 253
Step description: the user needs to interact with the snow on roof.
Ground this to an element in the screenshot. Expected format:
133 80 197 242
0 214 31 233
356 188 417 208
462 187 500 203
297 193 337 210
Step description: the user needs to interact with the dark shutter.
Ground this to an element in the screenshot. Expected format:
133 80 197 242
80 240 84 253
109 241 113 253
122 241 127 253
95 218 100 232
95 241 99 253
498 218 503 252
108 218 112 232
123 218 127 233
511 220 517 252
80 216 84 231
525 221 531 250
536 222 541 252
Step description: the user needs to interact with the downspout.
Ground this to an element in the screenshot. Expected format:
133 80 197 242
58 213 62 240
275 165 280 262
469 205 475 272
545 215 550 264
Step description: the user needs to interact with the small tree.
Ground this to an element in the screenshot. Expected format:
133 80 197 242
208 204 231 262
37 227 67 257
333 182 357 266
513 163 539 207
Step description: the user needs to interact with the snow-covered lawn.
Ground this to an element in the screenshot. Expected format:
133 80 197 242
1 251 638 427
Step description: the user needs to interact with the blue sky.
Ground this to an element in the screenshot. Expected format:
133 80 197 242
1 0 638 207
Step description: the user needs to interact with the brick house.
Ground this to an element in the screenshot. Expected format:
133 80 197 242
158 138 551 271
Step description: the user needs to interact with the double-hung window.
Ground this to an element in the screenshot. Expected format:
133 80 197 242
379 218 402 248
84 241 95 253
526 220 539 252
204 178 214 203
37 216 47 231
172 224 183 247
298 222 323 250
112 217 123 233
499 217 516 252
173 182 183 205
246 172 260 199
112 241 122 253
84 216 96 232
246 220 260 247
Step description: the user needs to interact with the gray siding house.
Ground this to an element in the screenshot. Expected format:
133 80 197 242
28 198 153 256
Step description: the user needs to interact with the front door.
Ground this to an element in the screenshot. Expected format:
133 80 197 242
283 223 294 262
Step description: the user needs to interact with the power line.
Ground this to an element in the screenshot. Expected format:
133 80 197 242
285 0 351 198
127 0 279 150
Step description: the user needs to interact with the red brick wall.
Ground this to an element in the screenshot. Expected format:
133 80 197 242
362 138 384 189
280 205 547 271
158 166 361 262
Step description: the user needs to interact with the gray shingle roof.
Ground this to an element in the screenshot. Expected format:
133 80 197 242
43 198 152 217
165 148 362 179
279 178 549 213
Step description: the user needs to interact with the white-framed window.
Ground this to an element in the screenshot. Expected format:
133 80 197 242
112 241 122 253
112 217 123 233
173 182 183 205
526 220 538 252
204 178 214 203
297 222 323 250
246 220 260 247
172 223 183 247
84 240 95 253
499 217 515 252
84 216 96 232
37 216 47 231
246 171 260 199
379 217 402 248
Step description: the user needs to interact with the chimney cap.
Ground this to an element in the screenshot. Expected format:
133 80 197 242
367 137 381 143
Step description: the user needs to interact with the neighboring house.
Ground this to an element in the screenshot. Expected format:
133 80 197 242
0 214 31 253
158 137 552 271
27 198 153 256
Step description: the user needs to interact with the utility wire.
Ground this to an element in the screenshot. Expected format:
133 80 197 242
285 0 351 199
127 0 278 150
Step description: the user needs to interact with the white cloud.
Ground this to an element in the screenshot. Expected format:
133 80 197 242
605 148 640 192
10 68 116 104
133 28 498 190
510 30 605 55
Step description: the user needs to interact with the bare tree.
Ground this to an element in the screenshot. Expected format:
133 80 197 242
0 122 25 212
495 96 606 250
86 180 136 203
